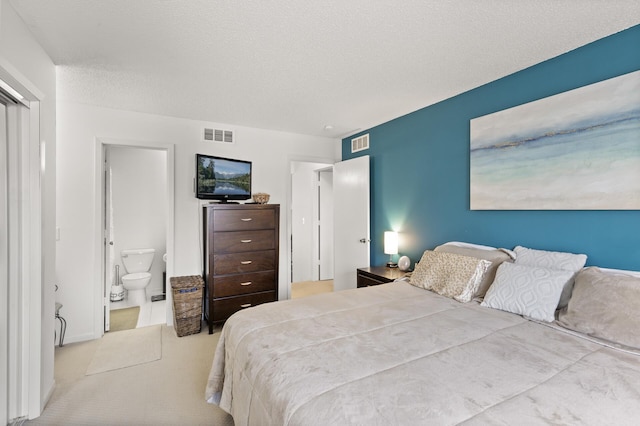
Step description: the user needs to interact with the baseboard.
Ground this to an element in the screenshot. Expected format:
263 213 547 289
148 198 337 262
39 379 56 415
61 332 97 345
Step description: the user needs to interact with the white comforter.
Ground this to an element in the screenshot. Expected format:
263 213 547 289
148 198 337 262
206 282 640 425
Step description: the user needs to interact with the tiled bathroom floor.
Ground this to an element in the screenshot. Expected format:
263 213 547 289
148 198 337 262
110 297 167 328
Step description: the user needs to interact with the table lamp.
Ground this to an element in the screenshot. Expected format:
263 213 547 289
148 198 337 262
384 231 398 268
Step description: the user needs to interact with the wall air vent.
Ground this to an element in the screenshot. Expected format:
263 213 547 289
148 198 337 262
351 134 369 153
203 128 234 143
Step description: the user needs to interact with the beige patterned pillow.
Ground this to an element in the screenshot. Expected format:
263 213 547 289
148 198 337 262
434 243 513 298
410 250 491 302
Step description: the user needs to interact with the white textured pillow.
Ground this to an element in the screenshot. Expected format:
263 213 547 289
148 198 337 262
513 246 587 308
410 250 491 303
513 246 587 271
481 262 573 322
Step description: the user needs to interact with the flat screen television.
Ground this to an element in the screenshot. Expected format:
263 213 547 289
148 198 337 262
196 154 252 202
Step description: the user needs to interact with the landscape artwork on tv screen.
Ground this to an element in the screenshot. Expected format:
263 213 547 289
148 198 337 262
196 154 251 201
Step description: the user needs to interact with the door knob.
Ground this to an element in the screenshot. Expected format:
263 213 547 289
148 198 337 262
359 238 370 243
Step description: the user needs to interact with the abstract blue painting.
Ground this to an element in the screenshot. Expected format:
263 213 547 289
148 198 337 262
470 70 640 210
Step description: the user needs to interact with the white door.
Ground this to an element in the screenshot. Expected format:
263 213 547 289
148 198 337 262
333 155 370 292
103 147 112 332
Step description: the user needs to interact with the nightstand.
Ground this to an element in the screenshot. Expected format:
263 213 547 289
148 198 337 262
356 266 408 288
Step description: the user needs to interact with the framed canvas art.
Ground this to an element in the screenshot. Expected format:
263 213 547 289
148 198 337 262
470 70 640 210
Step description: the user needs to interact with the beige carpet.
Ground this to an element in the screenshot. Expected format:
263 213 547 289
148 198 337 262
109 306 140 332
86 324 161 375
291 279 333 298
28 323 232 425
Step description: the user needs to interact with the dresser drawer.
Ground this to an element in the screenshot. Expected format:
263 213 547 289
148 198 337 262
213 230 275 253
212 271 276 297
213 250 275 275
212 291 276 322
213 209 276 231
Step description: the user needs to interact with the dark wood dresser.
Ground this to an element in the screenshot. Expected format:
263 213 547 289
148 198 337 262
203 203 279 334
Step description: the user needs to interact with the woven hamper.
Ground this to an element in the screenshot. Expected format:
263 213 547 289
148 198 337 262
170 275 203 337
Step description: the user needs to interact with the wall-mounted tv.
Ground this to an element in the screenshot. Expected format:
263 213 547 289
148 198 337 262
196 154 252 202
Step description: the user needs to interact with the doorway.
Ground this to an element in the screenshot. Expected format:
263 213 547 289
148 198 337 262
96 139 175 337
0 81 43 421
288 156 371 298
290 161 334 298
0 98 8 424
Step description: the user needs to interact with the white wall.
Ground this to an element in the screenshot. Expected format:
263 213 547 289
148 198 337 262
110 146 166 296
56 101 340 343
1 0 56 417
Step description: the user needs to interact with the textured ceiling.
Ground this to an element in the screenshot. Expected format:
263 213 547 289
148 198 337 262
9 0 640 138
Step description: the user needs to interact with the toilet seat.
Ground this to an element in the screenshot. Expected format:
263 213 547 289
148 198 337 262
122 272 151 281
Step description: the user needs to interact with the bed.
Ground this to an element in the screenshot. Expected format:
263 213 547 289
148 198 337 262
206 243 640 425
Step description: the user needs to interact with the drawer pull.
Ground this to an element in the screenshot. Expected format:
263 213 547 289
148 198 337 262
240 218 253 222
240 239 252 243
240 303 252 308
240 260 252 265
240 281 253 286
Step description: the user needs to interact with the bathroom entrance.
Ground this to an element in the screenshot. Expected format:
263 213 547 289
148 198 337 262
101 141 174 333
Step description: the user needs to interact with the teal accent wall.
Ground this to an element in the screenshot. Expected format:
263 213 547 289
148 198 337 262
343 25 640 271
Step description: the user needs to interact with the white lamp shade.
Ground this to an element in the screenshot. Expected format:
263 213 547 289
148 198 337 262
384 231 398 255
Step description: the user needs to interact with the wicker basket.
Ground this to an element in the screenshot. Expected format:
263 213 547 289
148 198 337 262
170 275 203 337
252 192 270 204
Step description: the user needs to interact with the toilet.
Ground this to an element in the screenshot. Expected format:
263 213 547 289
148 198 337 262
121 248 155 306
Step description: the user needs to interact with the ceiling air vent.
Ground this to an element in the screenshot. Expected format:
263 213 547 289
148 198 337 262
203 128 234 143
351 134 369 153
